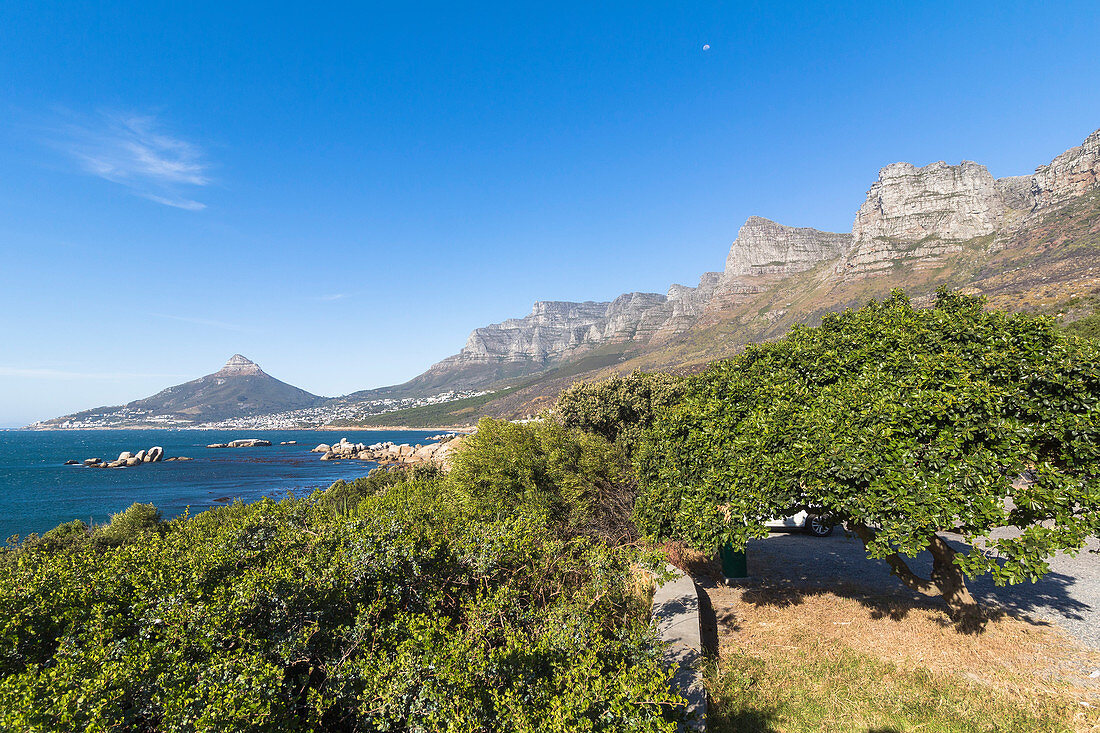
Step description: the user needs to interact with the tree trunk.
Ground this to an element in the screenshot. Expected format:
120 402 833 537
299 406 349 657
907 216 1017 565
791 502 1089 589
927 534 982 624
850 523 983 630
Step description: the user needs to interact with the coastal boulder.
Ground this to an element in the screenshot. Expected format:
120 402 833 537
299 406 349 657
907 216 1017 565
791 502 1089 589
125 457 141 467
413 444 439 460
118 451 133 461
83 458 100 466
148 446 164 462
320 451 336 461
313 444 331 453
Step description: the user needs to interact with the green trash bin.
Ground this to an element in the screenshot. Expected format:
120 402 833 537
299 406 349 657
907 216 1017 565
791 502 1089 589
719 543 748 579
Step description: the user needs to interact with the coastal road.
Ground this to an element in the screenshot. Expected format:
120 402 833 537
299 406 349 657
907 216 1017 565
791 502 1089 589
741 530 1100 650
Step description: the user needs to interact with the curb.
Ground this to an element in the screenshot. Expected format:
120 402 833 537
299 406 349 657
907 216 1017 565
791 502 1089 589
651 564 707 732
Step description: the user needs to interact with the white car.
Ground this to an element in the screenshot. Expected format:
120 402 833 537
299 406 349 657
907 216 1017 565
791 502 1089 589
766 510 834 537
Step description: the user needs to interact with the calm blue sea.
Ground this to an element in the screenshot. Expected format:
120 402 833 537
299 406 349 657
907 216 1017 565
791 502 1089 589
0 429 443 541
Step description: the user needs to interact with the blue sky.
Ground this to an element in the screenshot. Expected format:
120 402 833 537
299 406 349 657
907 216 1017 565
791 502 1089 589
1 1 1099 426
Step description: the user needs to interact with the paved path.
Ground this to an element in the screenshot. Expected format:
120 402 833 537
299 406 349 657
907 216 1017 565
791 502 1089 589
651 565 706 732
741 530 1100 649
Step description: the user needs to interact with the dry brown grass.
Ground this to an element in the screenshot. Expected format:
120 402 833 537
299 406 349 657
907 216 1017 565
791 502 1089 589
704 581 1100 731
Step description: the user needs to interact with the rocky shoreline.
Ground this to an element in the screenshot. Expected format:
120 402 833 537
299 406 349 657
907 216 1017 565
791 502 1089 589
312 434 463 469
66 446 193 469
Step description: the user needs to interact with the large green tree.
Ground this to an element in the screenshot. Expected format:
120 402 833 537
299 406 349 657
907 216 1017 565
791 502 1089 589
634 289 1100 620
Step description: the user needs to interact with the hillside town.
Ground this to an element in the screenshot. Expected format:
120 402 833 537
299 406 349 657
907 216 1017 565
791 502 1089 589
30 389 493 430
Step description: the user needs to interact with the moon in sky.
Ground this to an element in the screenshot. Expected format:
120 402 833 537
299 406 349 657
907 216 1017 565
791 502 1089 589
702 44 710 50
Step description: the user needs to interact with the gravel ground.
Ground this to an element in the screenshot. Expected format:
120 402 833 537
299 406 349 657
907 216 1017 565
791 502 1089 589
740 530 1100 650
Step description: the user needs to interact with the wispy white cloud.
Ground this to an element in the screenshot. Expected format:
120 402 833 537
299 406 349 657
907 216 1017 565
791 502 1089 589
150 313 245 331
48 110 212 210
316 293 349 301
142 194 207 211
0 367 187 381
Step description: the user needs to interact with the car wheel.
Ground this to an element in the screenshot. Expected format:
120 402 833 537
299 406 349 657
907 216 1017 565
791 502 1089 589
806 514 833 537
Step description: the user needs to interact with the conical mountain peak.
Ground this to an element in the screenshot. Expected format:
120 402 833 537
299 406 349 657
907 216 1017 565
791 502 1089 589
218 354 263 376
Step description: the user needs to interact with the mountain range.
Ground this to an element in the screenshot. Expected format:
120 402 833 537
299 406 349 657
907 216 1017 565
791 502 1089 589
355 125 1100 424
38 126 1100 428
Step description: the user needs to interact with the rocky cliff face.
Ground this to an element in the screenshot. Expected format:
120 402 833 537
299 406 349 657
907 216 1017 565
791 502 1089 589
845 160 1010 275
710 217 851 307
430 295 675 374
1030 129 1100 210
446 301 615 366
723 216 852 278
845 129 1100 275
415 218 855 384
852 161 1005 243
418 273 731 389
654 272 723 340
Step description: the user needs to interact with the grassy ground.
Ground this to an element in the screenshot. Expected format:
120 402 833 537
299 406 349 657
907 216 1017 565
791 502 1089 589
698 578 1100 732
708 645 1089 732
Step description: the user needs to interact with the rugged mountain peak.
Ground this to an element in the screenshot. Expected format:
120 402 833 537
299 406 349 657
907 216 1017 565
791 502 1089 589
845 128 1100 276
843 159 1008 276
851 159 1004 246
1030 127 1100 209
217 354 264 376
722 216 852 280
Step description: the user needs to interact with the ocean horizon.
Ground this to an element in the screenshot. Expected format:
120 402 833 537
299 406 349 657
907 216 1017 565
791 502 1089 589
0 428 446 541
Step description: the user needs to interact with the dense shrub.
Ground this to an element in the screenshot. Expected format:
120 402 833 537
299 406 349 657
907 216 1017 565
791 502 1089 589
317 469 409 513
92 501 163 547
22 519 91 553
448 418 637 541
0 473 679 730
556 371 685 457
635 289 1100 618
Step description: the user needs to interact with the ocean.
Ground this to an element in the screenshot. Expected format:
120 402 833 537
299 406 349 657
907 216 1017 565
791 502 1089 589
0 429 445 541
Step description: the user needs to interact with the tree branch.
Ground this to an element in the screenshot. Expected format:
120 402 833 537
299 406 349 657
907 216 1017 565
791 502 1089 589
849 522 940 598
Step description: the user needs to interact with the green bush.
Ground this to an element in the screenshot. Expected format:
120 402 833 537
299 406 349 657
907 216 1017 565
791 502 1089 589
8 520 92 556
318 471 402 513
556 371 685 457
448 418 637 541
92 502 163 547
0 475 680 730
635 289 1100 618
